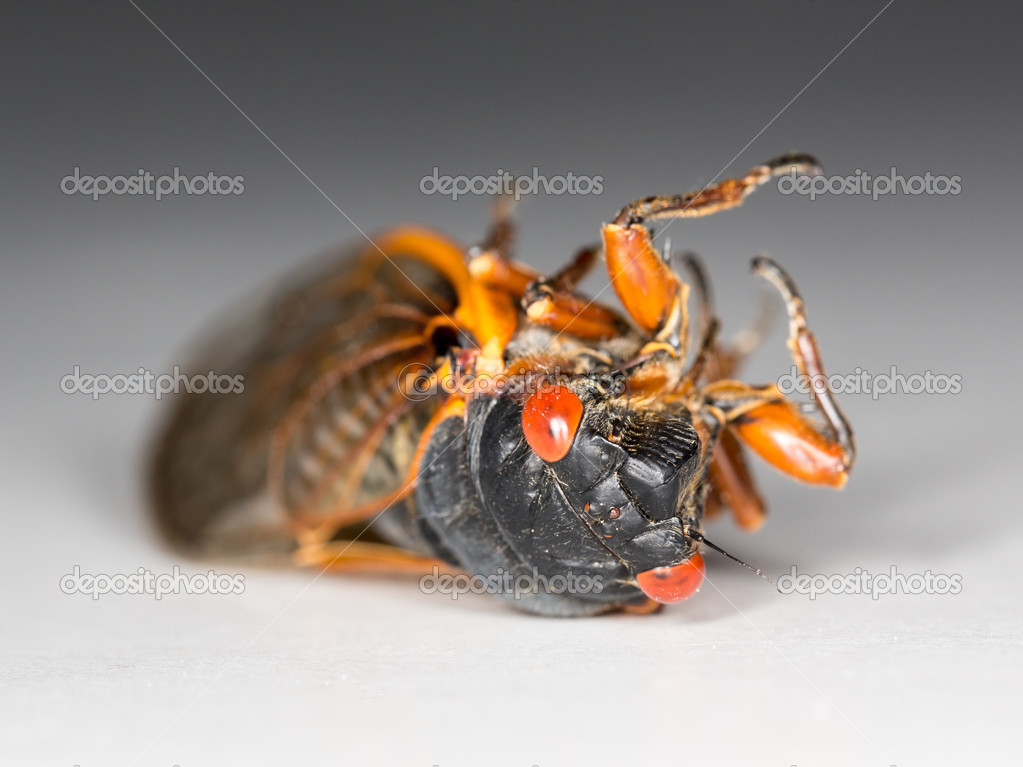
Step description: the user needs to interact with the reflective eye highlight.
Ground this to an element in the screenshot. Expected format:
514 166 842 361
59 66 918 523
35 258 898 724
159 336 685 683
521 385 583 463
635 553 706 603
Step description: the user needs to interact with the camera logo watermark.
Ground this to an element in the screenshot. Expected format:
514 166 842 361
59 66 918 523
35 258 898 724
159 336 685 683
60 365 245 400
420 166 603 201
778 167 961 200
420 566 604 601
777 366 962 400
61 166 245 201
396 364 627 402
60 565 245 600
777 566 962 600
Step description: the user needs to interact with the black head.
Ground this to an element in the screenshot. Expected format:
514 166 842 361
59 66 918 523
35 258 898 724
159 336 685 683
469 378 710 603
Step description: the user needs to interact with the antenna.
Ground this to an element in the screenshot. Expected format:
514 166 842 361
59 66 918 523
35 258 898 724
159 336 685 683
684 528 779 592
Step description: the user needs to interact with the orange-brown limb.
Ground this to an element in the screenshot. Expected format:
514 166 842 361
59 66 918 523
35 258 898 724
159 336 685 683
612 153 821 227
602 221 681 335
752 256 856 470
466 189 530 293
293 539 452 576
469 244 598 301
681 251 776 384
550 246 599 291
730 399 849 488
681 252 714 336
619 598 663 615
602 154 820 336
681 255 768 527
523 282 625 340
706 427 767 530
702 381 848 487
651 282 692 359
478 189 517 261
700 258 854 488
469 252 540 296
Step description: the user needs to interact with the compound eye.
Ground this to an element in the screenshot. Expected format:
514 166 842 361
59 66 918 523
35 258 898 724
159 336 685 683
521 384 583 463
635 553 706 603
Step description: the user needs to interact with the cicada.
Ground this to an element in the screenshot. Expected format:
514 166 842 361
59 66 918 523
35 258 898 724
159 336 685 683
151 154 855 616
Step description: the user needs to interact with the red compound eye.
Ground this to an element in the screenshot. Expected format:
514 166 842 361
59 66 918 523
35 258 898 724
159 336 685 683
521 385 583 463
635 553 706 603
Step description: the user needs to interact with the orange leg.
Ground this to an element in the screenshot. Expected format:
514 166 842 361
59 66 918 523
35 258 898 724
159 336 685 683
523 282 625 340
619 599 663 615
468 188 613 342
730 399 850 488
469 252 540 296
549 246 599 291
602 154 820 337
470 244 599 301
602 222 682 335
706 426 768 530
476 187 518 261
372 227 474 306
700 258 855 489
473 239 623 341
293 539 452 576
681 251 775 383
703 381 848 486
611 153 820 228
752 255 855 470
467 192 538 296
678 252 768 529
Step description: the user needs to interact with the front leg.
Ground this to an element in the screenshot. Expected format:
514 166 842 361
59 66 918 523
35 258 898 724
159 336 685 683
700 258 855 489
601 154 819 336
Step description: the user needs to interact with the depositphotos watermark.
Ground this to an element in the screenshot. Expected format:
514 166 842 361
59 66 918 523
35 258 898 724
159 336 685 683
420 166 604 200
778 167 961 200
396 364 627 402
60 365 245 400
777 566 962 600
61 166 245 201
60 565 245 600
777 366 962 400
420 566 604 601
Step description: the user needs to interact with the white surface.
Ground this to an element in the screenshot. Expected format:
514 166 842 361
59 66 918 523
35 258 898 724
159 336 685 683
2 379 1020 766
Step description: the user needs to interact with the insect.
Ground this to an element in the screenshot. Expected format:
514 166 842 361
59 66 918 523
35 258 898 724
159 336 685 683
151 153 855 616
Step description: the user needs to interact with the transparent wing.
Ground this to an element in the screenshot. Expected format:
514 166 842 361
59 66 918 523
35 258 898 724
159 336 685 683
150 239 458 559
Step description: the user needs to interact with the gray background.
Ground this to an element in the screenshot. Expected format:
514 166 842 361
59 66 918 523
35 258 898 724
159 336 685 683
2 1 1021 765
